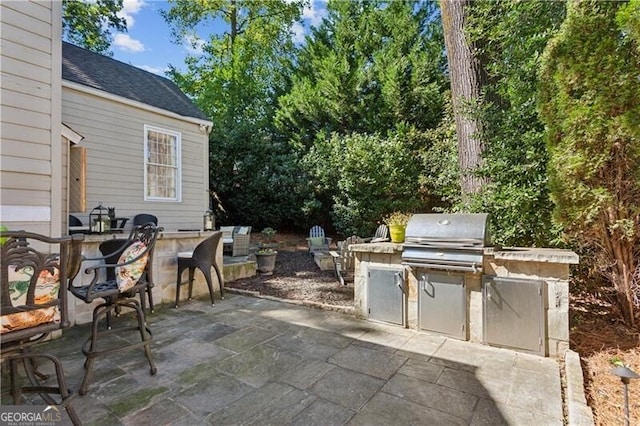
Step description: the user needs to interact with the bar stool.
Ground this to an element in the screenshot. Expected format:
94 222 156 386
68 223 160 395
175 231 224 307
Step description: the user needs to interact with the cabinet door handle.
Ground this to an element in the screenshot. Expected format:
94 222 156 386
394 272 405 294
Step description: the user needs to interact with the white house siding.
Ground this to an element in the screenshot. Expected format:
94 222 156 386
62 85 210 231
0 0 62 236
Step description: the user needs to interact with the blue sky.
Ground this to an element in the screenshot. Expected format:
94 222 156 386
109 0 327 76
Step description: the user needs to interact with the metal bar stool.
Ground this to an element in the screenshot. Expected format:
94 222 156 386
69 223 160 395
1 230 84 425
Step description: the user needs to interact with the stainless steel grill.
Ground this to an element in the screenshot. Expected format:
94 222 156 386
401 213 491 273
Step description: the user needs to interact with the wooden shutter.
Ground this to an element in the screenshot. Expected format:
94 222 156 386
69 146 86 212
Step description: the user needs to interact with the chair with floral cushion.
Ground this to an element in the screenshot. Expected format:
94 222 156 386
1 230 84 425
99 238 155 314
132 213 158 226
68 223 161 395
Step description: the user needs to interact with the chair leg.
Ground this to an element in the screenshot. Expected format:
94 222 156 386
213 265 224 299
138 288 147 313
129 298 157 376
80 298 156 395
147 285 155 313
80 302 111 395
200 267 215 306
175 265 185 308
9 351 81 425
187 267 195 300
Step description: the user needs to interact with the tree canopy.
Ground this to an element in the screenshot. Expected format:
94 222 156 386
163 0 307 229
459 0 566 246
62 0 127 55
276 0 446 149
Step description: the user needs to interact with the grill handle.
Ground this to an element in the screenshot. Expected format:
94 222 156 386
402 262 481 273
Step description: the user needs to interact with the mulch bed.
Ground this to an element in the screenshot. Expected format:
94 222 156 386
225 249 354 307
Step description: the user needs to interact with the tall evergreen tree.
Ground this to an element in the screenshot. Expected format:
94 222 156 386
540 0 640 325
276 0 446 148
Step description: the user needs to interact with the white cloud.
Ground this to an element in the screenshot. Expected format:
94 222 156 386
117 0 146 28
183 35 206 55
292 22 305 44
137 64 167 75
114 33 145 52
303 0 327 27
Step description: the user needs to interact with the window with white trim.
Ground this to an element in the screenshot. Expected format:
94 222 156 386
144 125 181 201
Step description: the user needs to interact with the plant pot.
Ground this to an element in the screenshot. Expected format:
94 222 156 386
388 224 406 243
256 251 277 275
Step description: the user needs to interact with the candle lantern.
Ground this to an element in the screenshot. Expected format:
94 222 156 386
203 209 215 231
89 203 111 234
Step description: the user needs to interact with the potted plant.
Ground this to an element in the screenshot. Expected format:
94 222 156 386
255 227 278 274
384 211 412 243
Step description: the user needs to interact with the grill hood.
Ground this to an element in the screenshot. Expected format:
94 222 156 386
402 213 491 273
404 213 490 246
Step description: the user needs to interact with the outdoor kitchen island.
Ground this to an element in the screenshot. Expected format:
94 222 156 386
350 241 578 358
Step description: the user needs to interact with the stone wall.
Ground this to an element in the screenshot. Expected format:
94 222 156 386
69 231 224 325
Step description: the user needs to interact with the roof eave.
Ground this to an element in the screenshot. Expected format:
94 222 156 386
62 80 213 128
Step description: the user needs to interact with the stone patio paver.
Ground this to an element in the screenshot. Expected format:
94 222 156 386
1 294 566 425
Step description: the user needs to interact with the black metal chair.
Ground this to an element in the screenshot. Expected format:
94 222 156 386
175 231 224 307
99 237 155 314
1 230 84 425
132 214 158 226
69 223 160 395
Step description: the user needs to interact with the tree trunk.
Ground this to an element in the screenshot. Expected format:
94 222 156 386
440 0 487 197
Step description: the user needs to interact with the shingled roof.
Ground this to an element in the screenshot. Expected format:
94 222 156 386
62 41 209 122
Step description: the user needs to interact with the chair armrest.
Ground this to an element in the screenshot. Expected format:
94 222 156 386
329 251 339 258
370 237 389 243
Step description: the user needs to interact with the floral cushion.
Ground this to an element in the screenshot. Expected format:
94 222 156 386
0 307 59 334
1 266 61 334
115 241 148 292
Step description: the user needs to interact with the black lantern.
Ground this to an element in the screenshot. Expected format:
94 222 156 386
203 209 215 231
89 202 111 234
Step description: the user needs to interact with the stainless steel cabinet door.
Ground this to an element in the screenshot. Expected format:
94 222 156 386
483 276 546 356
367 267 406 327
418 272 467 340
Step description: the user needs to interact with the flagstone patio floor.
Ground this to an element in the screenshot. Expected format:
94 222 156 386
2 294 566 425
